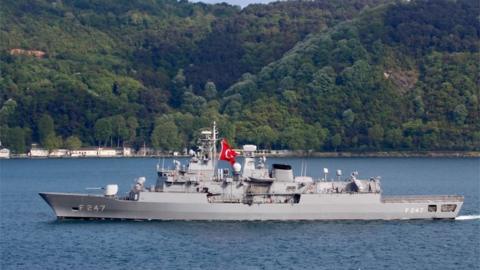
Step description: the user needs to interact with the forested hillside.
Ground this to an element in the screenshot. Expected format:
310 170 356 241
0 0 478 153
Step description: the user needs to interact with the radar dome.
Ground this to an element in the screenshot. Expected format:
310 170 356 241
243 145 257 152
233 162 242 173
104 184 118 196
136 177 146 185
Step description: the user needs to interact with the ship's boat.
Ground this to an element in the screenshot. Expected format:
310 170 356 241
39 123 464 221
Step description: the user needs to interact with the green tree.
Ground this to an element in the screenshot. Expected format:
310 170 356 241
283 90 298 105
181 90 207 114
0 99 17 124
331 133 342 151
222 94 243 119
307 123 329 151
37 114 55 145
171 69 187 107
413 95 425 116
342 109 355 126
385 128 403 149
280 126 305 150
65 136 82 150
402 119 424 149
421 132 440 149
253 125 278 149
111 115 128 147
472 131 480 150
2 127 26 153
126 116 139 144
151 116 181 151
94 118 112 147
368 124 384 148
43 134 62 152
453 104 468 124
203 81 217 101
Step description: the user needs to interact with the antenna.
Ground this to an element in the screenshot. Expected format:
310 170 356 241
85 187 103 190
304 161 307 177
212 121 217 174
300 161 304 177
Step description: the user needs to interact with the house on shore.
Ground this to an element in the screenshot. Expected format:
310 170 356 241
70 148 100 157
49 149 69 157
68 147 133 157
0 140 10 159
26 145 146 158
29 146 49 158
138 146 155 156
97 148 117 157
121 147 133 157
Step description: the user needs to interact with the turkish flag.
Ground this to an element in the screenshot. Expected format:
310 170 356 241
219 139 237 165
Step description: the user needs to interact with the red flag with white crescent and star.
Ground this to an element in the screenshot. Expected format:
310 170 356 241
219 138 237 166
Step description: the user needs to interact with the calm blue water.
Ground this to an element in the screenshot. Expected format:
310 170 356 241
0 157 479 270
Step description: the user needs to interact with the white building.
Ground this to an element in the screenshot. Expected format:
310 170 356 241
122 147 133 157
49 149 69 157
0 148 10 159
138 146 154 156
70 148 100 157
97 148 117 157
29 148 49 158
0 140 10 159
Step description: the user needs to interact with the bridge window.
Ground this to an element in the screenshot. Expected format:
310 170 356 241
441 204 457 212
428 205 437 212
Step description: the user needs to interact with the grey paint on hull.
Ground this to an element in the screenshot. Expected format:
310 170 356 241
39 192 463 221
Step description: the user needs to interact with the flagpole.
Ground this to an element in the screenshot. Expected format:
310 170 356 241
212 121 217 176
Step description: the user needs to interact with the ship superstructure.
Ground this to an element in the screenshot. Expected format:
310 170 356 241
40 123 463 221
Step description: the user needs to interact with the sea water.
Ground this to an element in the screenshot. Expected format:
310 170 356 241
0 157 479 269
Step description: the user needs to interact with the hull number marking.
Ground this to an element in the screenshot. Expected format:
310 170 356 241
78 204 106 212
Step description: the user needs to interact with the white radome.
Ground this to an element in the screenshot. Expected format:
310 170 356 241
104 184 118 196
233 162 242 173
137 177 146 185
242 145 257 152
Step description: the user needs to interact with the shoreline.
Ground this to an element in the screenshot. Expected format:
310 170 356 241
302 151 480 158
5 151 479 159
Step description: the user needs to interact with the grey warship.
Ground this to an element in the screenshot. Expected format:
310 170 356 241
40 123 463 221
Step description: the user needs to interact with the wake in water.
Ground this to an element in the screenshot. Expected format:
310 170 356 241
455 215 480 220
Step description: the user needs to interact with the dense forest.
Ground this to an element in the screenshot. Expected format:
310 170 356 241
0 0 478 153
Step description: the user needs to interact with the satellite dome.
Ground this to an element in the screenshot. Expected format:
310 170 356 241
233 162 242 172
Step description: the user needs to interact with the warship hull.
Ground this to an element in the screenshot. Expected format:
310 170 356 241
40 192 463 221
